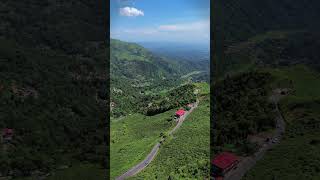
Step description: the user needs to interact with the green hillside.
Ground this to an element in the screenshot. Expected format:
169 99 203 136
110 83 209 179
110 110 175 179
110 84 198 178
132 84 210 179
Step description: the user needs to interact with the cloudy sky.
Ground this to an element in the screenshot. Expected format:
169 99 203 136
110 0 210 45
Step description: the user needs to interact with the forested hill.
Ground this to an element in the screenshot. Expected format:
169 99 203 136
111 39 180 80
111 39 205 79
110 39 206 117
0 0 107 178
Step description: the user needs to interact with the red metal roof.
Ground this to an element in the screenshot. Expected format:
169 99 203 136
3 128 13 135
211 152 239 170
175 109 185 116
215 176 224 180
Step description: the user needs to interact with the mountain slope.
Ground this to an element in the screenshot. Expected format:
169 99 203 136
110 39 206 117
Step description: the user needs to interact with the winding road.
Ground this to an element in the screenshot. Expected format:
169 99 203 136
224 89 287 180
115 100 199 180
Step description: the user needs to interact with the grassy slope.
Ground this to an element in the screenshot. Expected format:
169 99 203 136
110 110 176 178
14 164 106 180
243 65 320 179
47 164 106 180
194 82 210 96
132 87 210 179
243 131 320 180
267 65 320 99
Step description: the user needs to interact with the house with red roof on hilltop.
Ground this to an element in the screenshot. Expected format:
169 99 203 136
175 109 185 117
211 152 239 177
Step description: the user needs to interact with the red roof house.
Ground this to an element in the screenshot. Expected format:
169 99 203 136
2 128 13 142
3 128 13 136
211 152 239 177
214 176 224 180
175 109 185 117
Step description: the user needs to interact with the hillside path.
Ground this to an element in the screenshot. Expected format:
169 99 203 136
115 100 199 180
224 89 287 180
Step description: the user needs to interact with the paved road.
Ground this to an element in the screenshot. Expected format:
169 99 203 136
224 90 287 180
115 101 199 180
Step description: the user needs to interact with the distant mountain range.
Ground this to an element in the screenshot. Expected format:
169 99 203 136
138 41 209 62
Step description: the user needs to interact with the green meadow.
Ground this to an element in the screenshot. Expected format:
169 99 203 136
194 82 210 95
110 110 176 179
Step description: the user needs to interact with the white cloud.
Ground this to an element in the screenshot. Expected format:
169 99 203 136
122 28 157 35
158 25 179 31
111 19 210 43
158 20 210 32
119 7 144 17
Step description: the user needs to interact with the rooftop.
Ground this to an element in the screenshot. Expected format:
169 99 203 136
212 152 239 170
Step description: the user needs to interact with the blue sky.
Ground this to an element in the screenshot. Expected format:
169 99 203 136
110 0 210 45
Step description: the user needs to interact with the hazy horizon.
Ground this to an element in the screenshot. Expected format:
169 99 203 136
110 0 210 45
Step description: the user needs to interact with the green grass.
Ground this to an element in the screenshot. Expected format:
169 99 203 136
13 164 105 180
267 65 320 99
47 164 106 180
110 110 176 179
244 65 320 179
194 82 210 95
243 131 320 180
131 95 210 179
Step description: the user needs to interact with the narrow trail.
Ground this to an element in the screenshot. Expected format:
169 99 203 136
224 89 287 180
115 100 199 180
